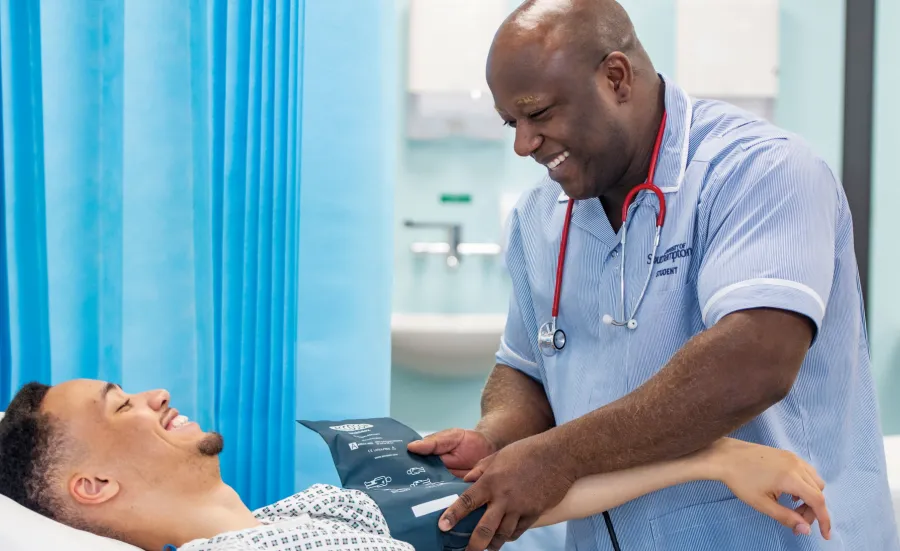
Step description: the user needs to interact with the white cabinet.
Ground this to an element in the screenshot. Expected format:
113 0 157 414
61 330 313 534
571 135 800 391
406 0 509 140
676 0 780 119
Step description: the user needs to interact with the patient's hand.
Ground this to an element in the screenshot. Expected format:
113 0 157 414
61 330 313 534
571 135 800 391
702 438 831 540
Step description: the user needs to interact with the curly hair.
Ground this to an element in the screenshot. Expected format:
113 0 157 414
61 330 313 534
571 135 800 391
1 383 130 542
0 382 70 521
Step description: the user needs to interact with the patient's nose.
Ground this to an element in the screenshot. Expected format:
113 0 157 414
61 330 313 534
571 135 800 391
147 389 170 411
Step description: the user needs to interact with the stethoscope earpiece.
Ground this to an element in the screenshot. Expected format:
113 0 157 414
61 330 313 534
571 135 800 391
603 314 639 330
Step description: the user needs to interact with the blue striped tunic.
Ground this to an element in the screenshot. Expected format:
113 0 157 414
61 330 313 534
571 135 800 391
495 74 899 550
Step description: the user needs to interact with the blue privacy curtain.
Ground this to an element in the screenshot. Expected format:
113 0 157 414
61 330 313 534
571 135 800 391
0 0 395 511
0 0 303 510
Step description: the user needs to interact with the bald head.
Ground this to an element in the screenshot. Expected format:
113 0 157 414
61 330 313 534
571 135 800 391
485 0 663 203
495 0 649 74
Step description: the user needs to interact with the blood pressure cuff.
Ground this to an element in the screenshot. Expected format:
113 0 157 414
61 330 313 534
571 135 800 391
298 418 486 551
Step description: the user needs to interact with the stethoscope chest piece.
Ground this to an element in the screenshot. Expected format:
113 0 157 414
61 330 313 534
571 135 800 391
538 320 566 356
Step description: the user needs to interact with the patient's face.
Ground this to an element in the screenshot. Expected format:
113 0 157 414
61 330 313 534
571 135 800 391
42 379 224 506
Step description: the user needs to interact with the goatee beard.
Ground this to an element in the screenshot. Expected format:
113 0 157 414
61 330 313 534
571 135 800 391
198 432 224 456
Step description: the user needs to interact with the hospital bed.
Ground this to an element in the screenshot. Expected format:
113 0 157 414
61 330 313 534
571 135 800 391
2 410 900 551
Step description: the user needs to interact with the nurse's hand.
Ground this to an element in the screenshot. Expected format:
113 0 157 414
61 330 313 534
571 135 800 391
407 428 498 478
703 438 832 540
438 433 573 551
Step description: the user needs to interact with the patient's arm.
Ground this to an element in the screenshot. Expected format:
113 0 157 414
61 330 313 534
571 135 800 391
531 438 830 539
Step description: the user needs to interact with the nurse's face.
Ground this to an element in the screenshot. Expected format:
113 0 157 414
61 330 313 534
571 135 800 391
487 40 635 200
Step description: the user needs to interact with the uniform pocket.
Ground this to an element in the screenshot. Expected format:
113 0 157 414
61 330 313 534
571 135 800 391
640 280 696 315
649 497 796 551
624 282 699 387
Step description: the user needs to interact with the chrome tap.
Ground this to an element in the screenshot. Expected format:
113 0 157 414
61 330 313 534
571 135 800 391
403 220 463 267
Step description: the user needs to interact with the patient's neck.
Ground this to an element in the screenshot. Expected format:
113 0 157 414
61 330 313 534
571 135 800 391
127 482 262 551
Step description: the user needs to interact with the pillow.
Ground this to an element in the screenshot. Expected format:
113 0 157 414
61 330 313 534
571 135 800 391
0 494 141 551
0 411 139 551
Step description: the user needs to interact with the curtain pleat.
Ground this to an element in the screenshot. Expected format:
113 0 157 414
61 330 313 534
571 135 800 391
0 0 305 510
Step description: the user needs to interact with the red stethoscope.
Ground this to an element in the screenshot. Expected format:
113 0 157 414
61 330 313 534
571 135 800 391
538 112 669 356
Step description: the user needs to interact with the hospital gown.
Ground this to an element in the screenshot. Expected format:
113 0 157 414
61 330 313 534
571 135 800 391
179 483 413 551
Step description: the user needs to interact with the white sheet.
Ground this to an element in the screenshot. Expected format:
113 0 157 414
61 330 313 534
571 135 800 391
883 435 900 528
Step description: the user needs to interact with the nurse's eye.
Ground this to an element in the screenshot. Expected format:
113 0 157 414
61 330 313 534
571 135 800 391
528 107 551 120
116 399 131 413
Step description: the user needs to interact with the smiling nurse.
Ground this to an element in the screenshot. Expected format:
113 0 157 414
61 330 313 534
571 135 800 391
408 1 900 551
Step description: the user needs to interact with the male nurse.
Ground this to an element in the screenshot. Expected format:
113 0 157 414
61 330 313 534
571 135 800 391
408 1 900 550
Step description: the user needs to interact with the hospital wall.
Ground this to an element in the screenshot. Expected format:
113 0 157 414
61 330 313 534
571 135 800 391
389 0 860 435
870 0 900 434
390 0 539 433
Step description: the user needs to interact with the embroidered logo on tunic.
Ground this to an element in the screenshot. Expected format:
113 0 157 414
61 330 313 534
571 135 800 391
648 243 693 277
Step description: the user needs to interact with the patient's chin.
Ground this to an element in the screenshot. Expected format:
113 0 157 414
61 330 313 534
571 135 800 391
197 432 224 456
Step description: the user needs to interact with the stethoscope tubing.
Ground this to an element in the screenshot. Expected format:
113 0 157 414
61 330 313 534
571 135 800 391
539 111 669 355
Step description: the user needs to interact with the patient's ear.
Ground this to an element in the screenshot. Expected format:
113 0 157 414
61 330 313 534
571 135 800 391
70 474 120 505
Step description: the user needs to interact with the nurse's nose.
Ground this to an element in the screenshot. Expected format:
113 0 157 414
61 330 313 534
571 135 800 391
514 123 542 157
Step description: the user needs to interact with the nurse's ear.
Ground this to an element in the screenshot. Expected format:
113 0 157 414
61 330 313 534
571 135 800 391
70 473 120 505
597 51 635 104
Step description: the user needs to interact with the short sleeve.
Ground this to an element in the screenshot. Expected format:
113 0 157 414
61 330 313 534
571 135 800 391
495 209 541 381
496 291 540 380
697 139 839 337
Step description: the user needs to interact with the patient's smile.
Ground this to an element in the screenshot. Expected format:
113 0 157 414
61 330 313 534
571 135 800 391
167 415 191 431
161 408 197 432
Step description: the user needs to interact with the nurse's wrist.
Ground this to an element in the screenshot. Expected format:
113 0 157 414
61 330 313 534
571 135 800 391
535 428 581 480
473 414 514 452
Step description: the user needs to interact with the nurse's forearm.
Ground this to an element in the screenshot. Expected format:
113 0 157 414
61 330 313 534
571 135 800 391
476 364 555 450
550 308 813 479
533 450 709 528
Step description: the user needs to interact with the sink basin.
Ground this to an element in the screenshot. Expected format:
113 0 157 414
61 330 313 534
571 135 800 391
391 313 506 377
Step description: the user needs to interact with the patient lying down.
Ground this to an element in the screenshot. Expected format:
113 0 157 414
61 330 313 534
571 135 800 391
0 380 830 551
